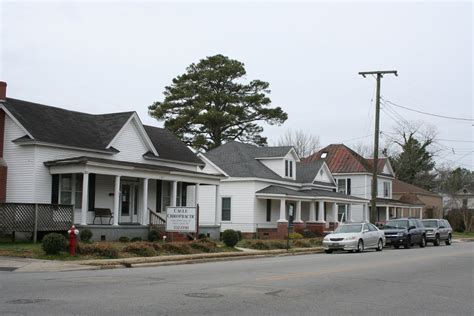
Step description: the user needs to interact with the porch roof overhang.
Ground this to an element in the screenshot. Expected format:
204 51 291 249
375 198 424 208
43 156 223 185
255 185 369 204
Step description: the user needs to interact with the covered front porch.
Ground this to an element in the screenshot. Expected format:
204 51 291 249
44 157 222 239
255 186 369 238
372 198 424 225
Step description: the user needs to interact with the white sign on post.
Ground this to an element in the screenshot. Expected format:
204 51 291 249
165 207 197 232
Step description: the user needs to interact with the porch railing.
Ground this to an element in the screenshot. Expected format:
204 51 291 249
0 203 74 242
149 208 166 231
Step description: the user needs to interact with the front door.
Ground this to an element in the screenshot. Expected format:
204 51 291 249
121 183 138 223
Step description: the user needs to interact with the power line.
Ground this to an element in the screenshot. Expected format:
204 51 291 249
382 97 474 122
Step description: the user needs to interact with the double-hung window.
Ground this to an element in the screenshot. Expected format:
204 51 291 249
383 182 391 198
222 197 231 221
337 179 346 194
289 161 293 177
60 174 83 209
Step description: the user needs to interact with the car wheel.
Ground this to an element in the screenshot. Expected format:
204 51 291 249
394 244 400 249
404 236 411 249
324 249 333 254
419 235 426 248
445 234 452 246
376 239 383 252
434 234 440 246
357 240 364 253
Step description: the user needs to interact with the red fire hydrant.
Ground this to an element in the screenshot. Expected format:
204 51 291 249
68 225 79 256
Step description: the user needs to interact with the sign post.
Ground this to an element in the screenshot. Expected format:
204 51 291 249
166 206 197 234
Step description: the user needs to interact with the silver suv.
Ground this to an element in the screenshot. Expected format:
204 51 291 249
422 219 452 246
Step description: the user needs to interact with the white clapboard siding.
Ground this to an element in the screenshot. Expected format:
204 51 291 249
111 120 151 163
4 115 35 203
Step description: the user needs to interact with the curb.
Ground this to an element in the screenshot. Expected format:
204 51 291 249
78 247 325 269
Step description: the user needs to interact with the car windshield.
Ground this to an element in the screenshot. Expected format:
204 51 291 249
422 220 439 228
335 224 362 233
384 220 408 229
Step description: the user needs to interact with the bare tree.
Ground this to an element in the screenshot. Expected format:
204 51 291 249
352 141 373 158
276 129 320 158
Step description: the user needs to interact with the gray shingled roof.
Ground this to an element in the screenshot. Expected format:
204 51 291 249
204 141 333 186
204 142 288 181
4 98 132 151
256 185 367 201
296 161 324 183
143 126 203 165
3 98 202 165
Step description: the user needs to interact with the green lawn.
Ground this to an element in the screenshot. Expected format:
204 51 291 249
453 231 474 239
0 240 240 260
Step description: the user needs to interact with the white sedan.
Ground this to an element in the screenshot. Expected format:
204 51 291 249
323 222 386 253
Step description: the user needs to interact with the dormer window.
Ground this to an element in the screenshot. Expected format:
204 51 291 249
321 152 328 159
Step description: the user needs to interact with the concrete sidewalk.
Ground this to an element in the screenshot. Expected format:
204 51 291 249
0 247 324 272
0 256 101 273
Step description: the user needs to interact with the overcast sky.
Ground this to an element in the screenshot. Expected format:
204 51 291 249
1 0 472 169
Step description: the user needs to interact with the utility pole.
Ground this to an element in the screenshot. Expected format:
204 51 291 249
358 70 398 223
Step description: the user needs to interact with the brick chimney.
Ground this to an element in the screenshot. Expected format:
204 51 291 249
0 81 6 101
0 81 7 202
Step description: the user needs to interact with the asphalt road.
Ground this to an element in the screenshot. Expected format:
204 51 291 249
1 242 473 316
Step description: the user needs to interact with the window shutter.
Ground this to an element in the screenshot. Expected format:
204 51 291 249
88 173 96 211
347 178 351 195
156 180 162 212
51 174 59 204
266 199 271 222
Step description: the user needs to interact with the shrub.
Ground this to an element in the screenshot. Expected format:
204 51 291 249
197 233 208 240
119 236 130 243
79 228 93 242
301 230 317 239
77 242 119 258
236 230 243 241
251 240 270 250
288 232 303 240
162 243 192 255
146 242 162 251
222 229 239 247
269 241 288 249
197 238 217 248
131 237 142 242
123 242 157 257
190 242 213 253
292 239 311 248
148 230 163 242
42 233 66 255
309 238 322 246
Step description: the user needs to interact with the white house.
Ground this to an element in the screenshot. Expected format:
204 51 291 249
0 82 223 240
197 141 369 238
304 144 424 223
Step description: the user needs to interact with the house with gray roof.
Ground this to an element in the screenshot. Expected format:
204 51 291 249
198 141 369 238
0 82 222 240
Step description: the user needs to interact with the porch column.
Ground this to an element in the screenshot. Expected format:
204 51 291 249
141 178 149 225
317 201 325 222
419 207 423 219
308 201 316 222
409 208 412 217
386 206 389 221
171 181 177 207
195 183 200 206
277 198 288 239
332 202 338 223
215 184 220 225
347 204 352 222
81 172 89 225
278 198 287 222
113 175 120 226
294 200 302 223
